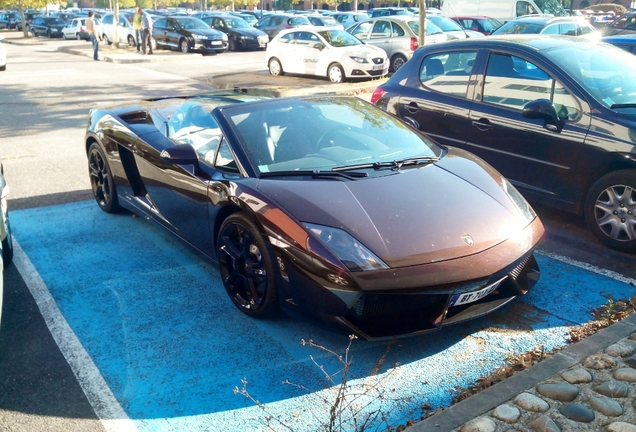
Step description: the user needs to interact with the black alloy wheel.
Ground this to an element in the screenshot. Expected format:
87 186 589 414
228 38 236 51
584 170 636 253
217 213 278 318
88 143 120 214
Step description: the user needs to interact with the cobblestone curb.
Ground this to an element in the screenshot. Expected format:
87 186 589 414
408 314 636 431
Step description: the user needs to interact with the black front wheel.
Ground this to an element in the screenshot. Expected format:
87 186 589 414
88 143 120 214
179 38 190 53
584 170 636 253
217 213 278 318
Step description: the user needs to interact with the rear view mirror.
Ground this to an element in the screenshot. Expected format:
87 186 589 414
522 99 563 133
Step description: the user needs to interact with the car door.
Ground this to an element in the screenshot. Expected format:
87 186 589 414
368 19 395 58
466 50 591 207
164 18 181 49
31 17 42 35
293 31 322 76
153 18 167 47
275 32 302 73
394 48 479 150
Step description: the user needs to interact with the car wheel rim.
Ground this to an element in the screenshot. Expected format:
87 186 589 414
329 66 342 83
128 35 134 45
270 60 280 75
594 184 636 242
218 222 268 311
393 57 405 71
180 41 188 53
88 149 112 208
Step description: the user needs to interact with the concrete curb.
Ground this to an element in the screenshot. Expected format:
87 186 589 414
56 45 197 64
407 314 636 431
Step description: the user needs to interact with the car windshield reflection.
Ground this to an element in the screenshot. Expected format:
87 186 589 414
223 97 442 174
544 43 636 108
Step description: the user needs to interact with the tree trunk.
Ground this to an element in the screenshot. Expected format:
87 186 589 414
418 0 425 47
113 1 120 48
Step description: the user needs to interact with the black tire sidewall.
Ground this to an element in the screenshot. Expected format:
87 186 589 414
584 170 636 253
88 143 120 214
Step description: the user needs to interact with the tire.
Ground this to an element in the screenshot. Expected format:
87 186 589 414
88 143 120 214
102 34 111 45
2 215 13 267
77 33 81 40
217 213 279 318
390 53 407 72
127 34 135 47
0 65 6 71
179 38 190 53
328 63 344 83
268 57 283 76
228 38 236 51
584 170 636 253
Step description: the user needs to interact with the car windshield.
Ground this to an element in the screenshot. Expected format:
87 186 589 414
482 18 502 32
225 18 249 28
45 17 65 24
223 97 442 174
177 17 209 29
289 16 311 25
408 19 444 35
319 29 363 47
429 16 464 32
543 42 636 108
492 21 545 34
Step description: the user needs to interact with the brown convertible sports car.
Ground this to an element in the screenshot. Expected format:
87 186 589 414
84 91 544 339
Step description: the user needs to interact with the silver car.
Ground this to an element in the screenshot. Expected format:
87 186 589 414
254 13 312 39
331 12 369 28
347 15 447 71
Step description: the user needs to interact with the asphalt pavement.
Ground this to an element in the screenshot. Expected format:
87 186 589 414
3 31 636 432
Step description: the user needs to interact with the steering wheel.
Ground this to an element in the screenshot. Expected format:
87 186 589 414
316 126 348 150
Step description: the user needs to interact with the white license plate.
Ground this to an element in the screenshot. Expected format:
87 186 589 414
211 41 222 45
372 64 384 70
449 277 505 307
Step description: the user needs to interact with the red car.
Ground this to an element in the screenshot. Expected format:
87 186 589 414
450 16 502 35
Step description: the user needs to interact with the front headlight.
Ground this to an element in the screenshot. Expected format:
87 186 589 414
350 56 368 64
503 178 536 223
304 223 388 272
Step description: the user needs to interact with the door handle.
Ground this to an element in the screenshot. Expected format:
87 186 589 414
404 102 419 114
472 119 493 131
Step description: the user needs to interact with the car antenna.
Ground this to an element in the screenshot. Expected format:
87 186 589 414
445 0 470 39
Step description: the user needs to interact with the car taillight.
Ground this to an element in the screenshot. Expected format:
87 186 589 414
370 87 385 105
410 37 418 52
285 25 292 29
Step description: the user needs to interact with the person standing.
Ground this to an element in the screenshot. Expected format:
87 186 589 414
141 9 153 55
133 7 143 52
86 11 101 61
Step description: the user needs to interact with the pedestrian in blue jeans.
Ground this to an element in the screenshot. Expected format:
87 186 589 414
86 11 101 60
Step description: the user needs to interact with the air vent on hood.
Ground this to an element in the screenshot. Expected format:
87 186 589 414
120 111 153 125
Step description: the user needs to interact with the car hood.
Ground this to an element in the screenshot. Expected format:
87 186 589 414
189 28 224 37
444 30 484 39
338 44 386 57
257 150 533 268
231 27 266 37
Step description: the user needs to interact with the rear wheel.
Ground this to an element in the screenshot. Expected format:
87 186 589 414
102 34 111 45
127 34 135 47
328 63 344 83
390 53 407 72
217 213 278 318
179 38 190 53
584 170 636 253
268 57 283 76
88 143 120 214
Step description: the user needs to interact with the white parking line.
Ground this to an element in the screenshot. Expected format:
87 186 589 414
12 239 138 432
537 250 636 286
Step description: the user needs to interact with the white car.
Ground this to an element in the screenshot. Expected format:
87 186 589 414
100 12 136 46
0 35 6 71
62 17 92 41
267 27 388 83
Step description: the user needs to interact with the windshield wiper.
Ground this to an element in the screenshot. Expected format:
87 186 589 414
259 170 368 180
332 156 440 172
610 103 636 109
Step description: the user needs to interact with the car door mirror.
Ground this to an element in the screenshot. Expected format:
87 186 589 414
160 144 199 166
314 42 325 51
522 99 563 133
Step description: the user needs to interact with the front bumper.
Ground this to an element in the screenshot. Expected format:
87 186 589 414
274 216 544 339
194 39 228 52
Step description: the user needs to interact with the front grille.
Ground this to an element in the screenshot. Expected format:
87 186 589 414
345 292 448 338
368 69 386 76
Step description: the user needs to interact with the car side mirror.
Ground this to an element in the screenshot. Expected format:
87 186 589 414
314 42 325 51
522 99 563 133
160 144 199 166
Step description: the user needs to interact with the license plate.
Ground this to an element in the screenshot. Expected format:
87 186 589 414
372 64 384 70
211 41 222 45
449 277 505 307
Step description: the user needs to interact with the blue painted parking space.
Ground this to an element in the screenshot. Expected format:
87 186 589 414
11 201 636 431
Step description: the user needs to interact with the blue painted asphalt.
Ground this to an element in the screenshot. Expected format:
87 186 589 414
11 200 636 431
